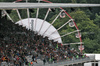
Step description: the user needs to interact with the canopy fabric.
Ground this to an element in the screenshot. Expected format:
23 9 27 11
15 18 62 43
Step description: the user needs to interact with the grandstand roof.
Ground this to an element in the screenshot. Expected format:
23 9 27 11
16 18 62 43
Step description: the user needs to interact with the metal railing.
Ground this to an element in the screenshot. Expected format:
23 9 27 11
0 55 95 66
39 57 94 66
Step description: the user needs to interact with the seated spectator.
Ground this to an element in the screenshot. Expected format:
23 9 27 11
0 17 86 66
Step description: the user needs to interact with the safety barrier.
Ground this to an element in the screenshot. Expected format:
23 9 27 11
0 55 95 66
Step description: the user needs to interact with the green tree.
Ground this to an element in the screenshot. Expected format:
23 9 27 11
94 13 100 28
83 38 100 53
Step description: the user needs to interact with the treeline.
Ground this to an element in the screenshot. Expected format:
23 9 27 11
0 0 100 53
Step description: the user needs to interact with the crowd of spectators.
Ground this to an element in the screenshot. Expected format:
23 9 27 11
0 16 86 66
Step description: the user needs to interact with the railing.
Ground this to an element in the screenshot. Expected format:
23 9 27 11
0 57 95 66
38 57 94 66
0 58 94 66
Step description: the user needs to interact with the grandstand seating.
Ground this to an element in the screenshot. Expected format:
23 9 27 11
0 15 86 66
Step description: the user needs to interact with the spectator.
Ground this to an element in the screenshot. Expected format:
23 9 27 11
43 58 46 65
0 17 86 66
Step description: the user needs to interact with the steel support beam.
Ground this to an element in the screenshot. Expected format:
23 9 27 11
0 3 100 9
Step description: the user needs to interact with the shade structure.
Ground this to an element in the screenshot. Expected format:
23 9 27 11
15 18 62 43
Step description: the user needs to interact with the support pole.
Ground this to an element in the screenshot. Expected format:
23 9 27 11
31 20 34 39
42 10 63 35
26 0 30 29
3 9 14 22
53 30 80 40
38 8 50 34
35 0 40 31
63 42 84 46
16 9 23 25
48 19 73 36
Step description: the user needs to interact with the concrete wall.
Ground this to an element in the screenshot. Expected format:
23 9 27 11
84 62 92 66
84 61 100 66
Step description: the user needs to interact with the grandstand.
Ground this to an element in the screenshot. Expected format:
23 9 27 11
0 0 100 66
0 14 87 66
0 9 95 66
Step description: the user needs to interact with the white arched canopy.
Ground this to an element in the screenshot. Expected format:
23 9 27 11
15 18 62 43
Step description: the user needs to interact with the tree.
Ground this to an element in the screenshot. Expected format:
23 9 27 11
83 38 100 53
94 13 100 28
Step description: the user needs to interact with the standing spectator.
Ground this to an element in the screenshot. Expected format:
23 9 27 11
43 58 46 65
